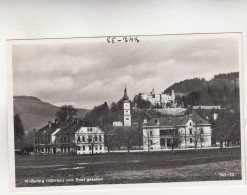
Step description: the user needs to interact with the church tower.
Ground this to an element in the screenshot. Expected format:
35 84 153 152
123 85 131 126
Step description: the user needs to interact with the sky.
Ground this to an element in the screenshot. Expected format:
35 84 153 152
12 35 240 109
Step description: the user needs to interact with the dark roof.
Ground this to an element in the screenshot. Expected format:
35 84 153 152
56 119 96 135
144 113 210 127
144 116 184 127
179 114 209 126
35 121 64 137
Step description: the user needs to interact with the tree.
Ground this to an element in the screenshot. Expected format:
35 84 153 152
175 95 182 107
170 130 183 152
213 110 234 151
103 126 116 153
14 114 25 149
191 125 202 152
187 91 201 105
55 105 77 123
135 96 151 109
123 127 138 152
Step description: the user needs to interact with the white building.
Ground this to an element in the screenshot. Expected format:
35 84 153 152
138 89 175 107
75 126 105 155
142 113 212 151
34 119 105 155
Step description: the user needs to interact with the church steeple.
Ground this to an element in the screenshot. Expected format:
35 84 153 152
123 84 129 101
123 85 131 126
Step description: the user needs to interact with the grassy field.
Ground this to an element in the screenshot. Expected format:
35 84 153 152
15 148 242 187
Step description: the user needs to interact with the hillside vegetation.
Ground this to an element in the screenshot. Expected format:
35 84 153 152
14 96 89 132
164 72 239 110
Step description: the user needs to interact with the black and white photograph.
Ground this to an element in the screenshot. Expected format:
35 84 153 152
7 33 244 188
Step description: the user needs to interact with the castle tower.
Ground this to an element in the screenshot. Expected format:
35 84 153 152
171 90 175 103
123 85 131 126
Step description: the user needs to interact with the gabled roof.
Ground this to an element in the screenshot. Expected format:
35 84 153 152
35 122 64 137
144 113 210 127
144 116 184 127
56 119 97 135
179 114 210 126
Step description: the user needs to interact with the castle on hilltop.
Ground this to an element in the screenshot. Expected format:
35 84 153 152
137 89 175 108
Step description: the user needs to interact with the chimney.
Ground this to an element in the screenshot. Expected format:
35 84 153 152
48 121 51 127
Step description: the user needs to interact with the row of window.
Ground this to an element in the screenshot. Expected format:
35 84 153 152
77 145 103 151
60 136 70 143
77 135 102 142
35 138 50 144
148 137 204 145
147 128 204 137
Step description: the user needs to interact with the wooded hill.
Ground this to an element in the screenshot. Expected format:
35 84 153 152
164 72 239 110
14 96 89 133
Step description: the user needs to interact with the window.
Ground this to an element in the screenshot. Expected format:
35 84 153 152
89 145 92 150
201 138 204 142
95 135 98 141
100 145 102 150
88 135 92 142
189 128 192 135
38 139 40 143
77 136 80 142
99 135 102 141
150 140 153 145
82 136 85 142
200 128 204 134
64 137 66 142
82 146 85 151
190 122 192 126
41 147 44 152
95 145 98 150
35 139 37 144
41 139 43 144
126 118 129 120
68 137 70 142
61 137 63 142
77 146 81 151
150 131 153 136
190 138 193 143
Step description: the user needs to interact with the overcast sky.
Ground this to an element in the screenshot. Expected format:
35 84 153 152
12 35 239 109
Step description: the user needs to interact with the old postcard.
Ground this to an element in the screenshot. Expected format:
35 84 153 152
7 33 245 191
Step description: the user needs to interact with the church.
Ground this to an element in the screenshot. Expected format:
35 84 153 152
112 85 132 127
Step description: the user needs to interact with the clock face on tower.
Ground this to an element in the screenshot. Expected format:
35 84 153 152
124 103 130 109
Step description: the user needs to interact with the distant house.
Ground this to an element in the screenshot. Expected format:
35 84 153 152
34 119 105 155
142 113 212 151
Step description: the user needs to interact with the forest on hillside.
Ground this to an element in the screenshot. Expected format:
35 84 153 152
164 72 239 110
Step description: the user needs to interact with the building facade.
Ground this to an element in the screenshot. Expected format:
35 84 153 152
34 119 105 155
138 89 175 107
142 113 212 151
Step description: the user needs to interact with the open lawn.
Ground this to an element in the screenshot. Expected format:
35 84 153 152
15 148 242 187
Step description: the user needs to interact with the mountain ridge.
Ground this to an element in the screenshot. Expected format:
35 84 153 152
14 96 90 132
